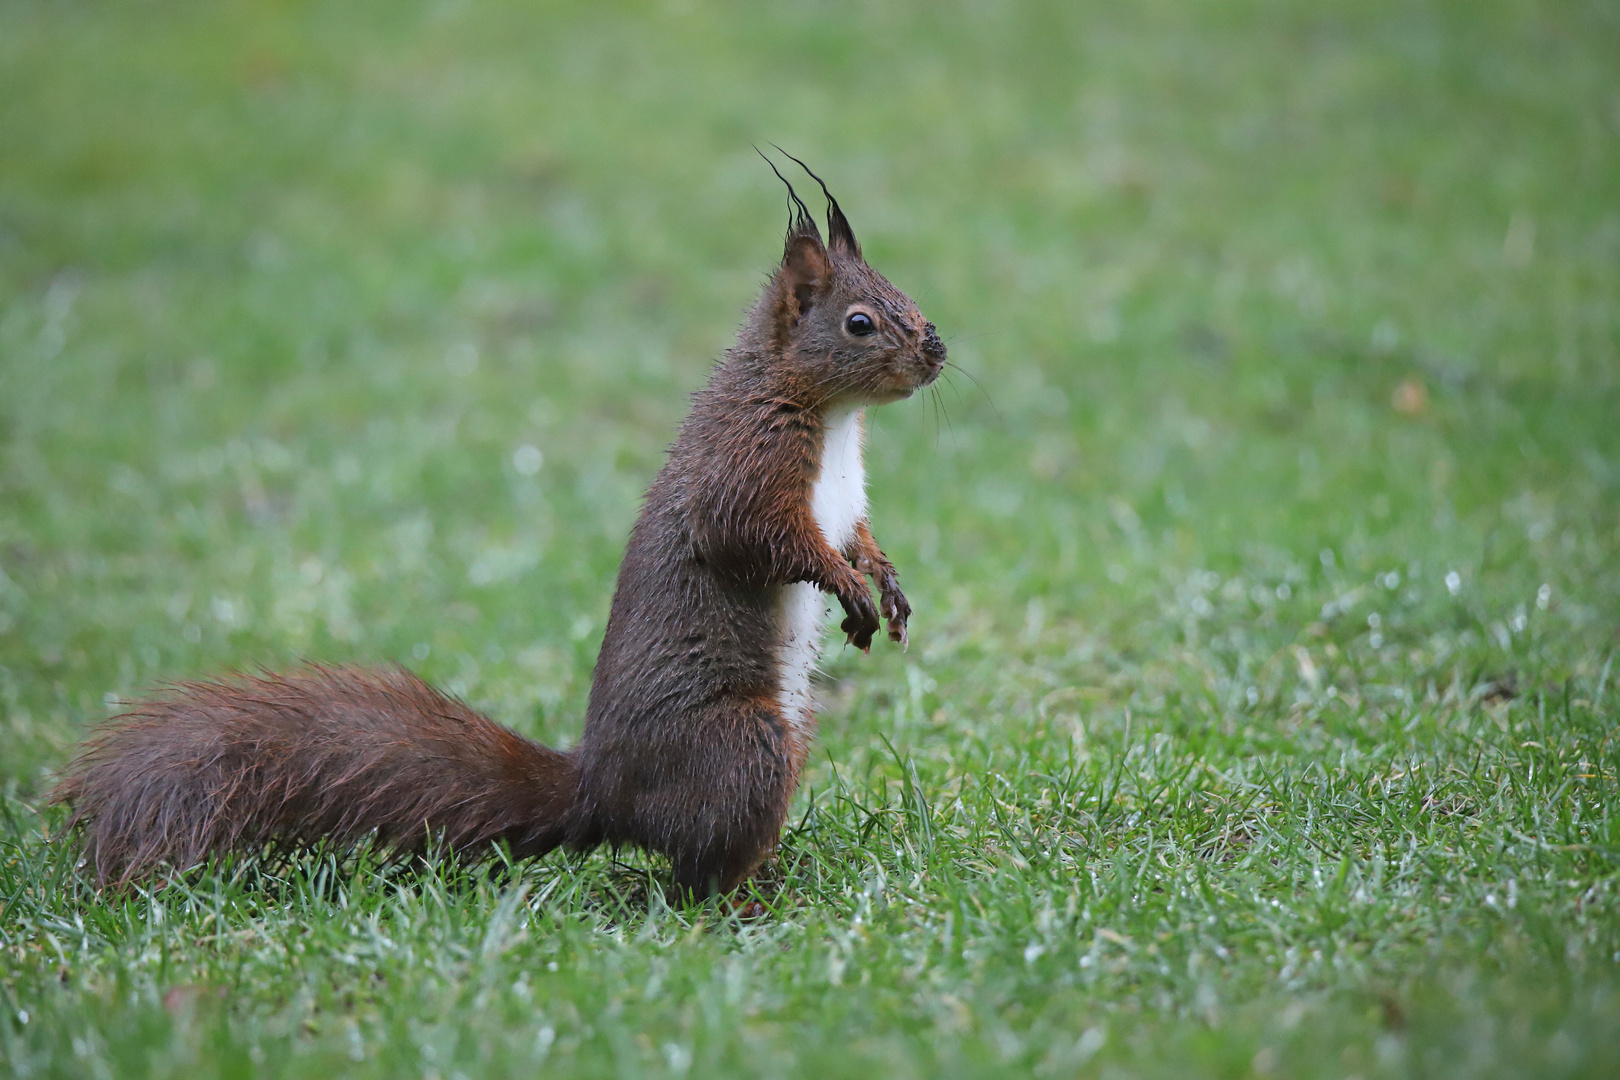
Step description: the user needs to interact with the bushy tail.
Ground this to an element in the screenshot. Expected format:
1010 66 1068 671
51 665 579 886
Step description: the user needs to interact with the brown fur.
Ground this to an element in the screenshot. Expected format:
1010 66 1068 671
53 161 945 897
54 666 577 884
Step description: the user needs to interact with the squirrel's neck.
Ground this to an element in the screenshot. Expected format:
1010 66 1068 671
704 345 844 416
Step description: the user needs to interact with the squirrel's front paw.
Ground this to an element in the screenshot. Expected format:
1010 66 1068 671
837 586 881 653
877 571 911 648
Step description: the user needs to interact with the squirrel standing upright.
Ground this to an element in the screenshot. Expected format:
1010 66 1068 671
53 156 946 898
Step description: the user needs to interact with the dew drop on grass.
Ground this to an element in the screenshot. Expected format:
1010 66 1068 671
663 1043 692 1075
512 444 543 476
1076 1027 1106 1061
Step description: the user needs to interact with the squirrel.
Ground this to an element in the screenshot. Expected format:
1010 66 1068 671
52 154 946 899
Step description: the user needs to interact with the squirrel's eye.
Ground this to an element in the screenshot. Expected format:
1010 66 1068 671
845 312 876 336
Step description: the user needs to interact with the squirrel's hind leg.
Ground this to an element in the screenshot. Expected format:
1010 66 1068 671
629 698 799 902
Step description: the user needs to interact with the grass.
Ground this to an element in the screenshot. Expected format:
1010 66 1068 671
3 0 1619 1075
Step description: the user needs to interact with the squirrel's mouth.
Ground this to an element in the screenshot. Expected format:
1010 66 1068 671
910 352 945 394
868 359 942 403
858 345 945 403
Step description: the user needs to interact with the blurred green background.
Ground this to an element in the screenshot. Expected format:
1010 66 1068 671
3 0 1619 1077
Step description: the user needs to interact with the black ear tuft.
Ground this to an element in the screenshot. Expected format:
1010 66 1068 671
772 146 861 259
755 146 822 253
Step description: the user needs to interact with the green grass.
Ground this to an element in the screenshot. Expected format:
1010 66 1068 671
3 0 1620 1075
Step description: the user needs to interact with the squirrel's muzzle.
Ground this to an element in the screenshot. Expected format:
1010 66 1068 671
919 322 946 382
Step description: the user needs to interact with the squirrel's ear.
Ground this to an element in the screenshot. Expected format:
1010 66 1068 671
825 202 861 259
769 147 862 259
771 232 830 343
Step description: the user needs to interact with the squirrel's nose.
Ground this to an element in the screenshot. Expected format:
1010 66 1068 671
921 322 946 362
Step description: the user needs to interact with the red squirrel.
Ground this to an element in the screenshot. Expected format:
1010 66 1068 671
53 155 946 899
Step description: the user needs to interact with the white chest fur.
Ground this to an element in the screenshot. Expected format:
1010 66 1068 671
776 405 867 739
811 405 868 551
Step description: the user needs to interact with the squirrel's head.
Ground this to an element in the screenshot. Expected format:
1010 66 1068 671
758 153 945 407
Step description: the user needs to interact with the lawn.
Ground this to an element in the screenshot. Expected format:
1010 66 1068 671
3 0 1619 1076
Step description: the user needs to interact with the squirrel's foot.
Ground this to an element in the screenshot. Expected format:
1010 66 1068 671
841 615 875 653
729 897 769 921
877 572 911 649
837 578 880 652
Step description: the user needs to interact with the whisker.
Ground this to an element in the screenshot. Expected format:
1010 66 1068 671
917 383 937 448
943 360 1003 428
933 383 957 448
940 329 1009 346
928 382 943 449
920 380 946 446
